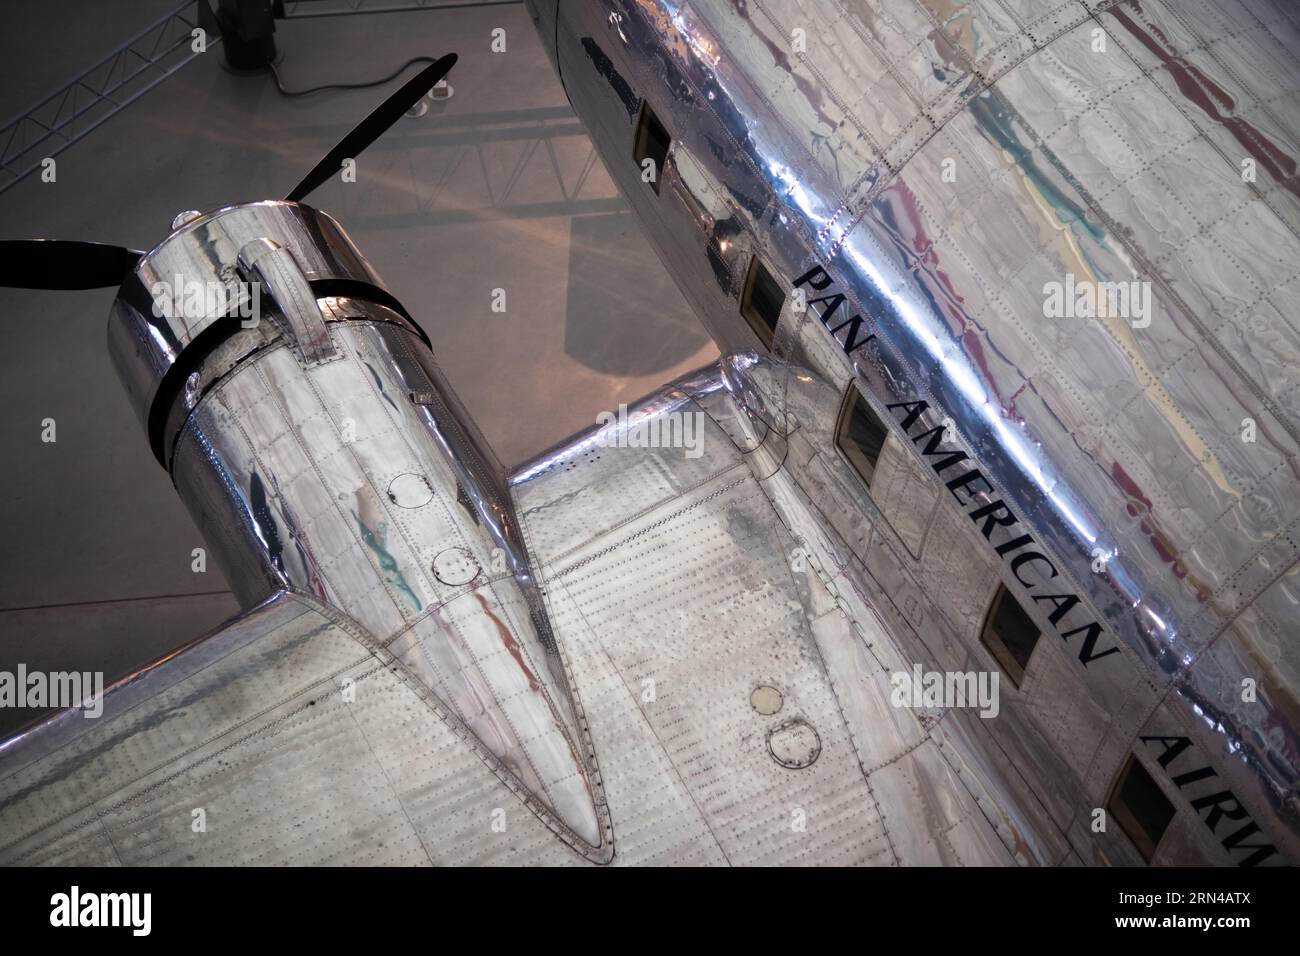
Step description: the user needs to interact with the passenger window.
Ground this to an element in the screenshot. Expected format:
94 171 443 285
835 385 889 484
740 255 783 349
834 385 939 561
979 583 1040 687
1108 754 1176 863
633 101 671 195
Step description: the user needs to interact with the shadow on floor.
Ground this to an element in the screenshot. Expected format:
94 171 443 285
564 212 708 377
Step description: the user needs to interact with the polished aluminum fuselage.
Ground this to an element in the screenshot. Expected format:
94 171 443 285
529 0 1300 864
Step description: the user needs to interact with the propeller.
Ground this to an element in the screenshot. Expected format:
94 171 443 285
0 240 146 291
0 53 458 292
284 54 456 202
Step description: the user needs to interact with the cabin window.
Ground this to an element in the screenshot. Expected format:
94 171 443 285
633 101 671 195
834 385 939 560
835 386 889 485
1108 754 1176 863
979 583 1040 687
740 255 784 349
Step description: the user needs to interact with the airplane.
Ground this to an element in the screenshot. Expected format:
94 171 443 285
0 0 1296 866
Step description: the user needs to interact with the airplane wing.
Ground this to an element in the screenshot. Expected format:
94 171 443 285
508 357 1060 865
2 357 1059 866
0 590 588 865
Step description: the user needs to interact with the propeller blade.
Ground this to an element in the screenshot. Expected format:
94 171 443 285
283 53 458 203
0 240 143 290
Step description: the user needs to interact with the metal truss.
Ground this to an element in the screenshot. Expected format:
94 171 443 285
0 1 220 197
0 0 516 197
325 107 617 230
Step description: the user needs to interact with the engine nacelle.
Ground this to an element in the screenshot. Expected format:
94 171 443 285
105 201 608 856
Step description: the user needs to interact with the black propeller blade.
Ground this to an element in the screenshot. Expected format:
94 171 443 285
283 53 458 203
0 52 457 291
0 240 143 290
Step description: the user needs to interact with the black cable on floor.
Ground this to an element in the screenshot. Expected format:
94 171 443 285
269 55 441 97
